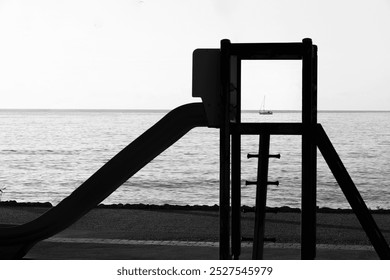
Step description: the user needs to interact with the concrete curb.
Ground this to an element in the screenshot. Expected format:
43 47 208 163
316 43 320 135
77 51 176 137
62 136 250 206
46 237 375 251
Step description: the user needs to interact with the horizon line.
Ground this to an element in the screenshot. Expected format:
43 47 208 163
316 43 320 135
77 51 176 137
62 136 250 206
1 108 389 113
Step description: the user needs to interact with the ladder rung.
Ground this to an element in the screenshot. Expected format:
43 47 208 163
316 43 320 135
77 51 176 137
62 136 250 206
247 153 281 159
269 154 281 159
245 180 257 185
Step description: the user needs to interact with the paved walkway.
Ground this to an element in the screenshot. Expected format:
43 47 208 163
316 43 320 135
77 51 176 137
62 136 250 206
25 237 378 260
2 206 384 260
46 237 375 251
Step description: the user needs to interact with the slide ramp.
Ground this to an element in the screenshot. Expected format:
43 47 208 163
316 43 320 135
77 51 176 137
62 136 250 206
0 103 208 259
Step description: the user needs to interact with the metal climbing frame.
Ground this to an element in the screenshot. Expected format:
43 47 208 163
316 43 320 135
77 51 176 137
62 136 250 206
218 39 390 260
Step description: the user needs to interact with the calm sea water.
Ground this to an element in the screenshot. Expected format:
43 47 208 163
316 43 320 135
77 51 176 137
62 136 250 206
0 109 389 209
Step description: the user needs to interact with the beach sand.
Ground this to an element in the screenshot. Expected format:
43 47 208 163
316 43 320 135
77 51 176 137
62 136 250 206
1 204 389 259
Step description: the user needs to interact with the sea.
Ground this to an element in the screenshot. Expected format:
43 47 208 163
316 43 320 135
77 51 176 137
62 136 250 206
0 109 389 210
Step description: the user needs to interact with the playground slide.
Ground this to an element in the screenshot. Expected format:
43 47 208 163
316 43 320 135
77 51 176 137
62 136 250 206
0 103 208 259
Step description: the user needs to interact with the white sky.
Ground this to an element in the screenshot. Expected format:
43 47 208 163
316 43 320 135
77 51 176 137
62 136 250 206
0 0 389 110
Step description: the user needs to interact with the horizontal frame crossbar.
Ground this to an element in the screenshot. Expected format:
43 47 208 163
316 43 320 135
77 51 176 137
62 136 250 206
230 123 303 135
229 43 304 60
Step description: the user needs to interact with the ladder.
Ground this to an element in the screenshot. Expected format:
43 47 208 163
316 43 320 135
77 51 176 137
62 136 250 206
246 133 280 259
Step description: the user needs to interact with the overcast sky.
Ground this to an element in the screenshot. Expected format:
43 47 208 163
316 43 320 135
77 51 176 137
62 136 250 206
0 0 389 110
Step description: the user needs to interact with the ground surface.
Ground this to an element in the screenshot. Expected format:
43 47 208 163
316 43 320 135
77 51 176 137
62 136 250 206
1 205 389 259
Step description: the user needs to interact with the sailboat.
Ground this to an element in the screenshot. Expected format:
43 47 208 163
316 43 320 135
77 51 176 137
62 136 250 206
259 96 273 115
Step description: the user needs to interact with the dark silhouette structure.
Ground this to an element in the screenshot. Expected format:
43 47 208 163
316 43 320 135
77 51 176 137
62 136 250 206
1 39 389 260
194 38 389 260
0 104 208 258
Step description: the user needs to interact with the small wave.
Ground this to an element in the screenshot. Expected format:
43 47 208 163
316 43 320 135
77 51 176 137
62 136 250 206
0 149 82 156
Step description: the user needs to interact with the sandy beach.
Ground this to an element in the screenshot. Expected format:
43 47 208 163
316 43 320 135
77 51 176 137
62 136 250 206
1 202 390 259
2 204 390 245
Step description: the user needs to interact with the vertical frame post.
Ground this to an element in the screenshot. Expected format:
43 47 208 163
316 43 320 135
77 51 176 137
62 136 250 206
220 39 231 259
231 55 241 259
301 38 318 259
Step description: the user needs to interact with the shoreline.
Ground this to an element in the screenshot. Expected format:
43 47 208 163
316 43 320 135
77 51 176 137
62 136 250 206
2 200 390 214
